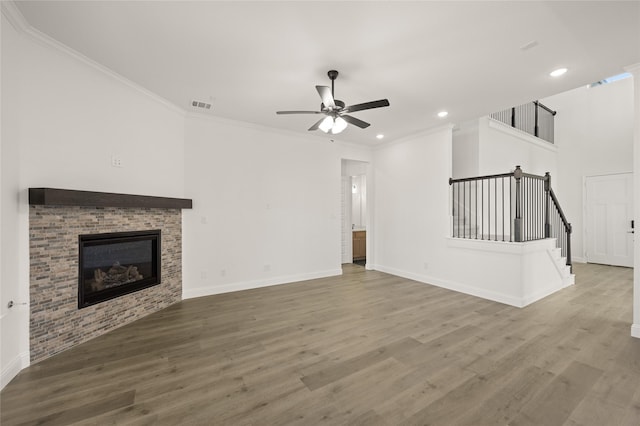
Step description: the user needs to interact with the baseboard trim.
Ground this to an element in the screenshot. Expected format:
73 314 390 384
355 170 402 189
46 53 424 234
1 352 29 390
632 324 640 339
183 269 343 299
521 282 569 307
372 264 526 307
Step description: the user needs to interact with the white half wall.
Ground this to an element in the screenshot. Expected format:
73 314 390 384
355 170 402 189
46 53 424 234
373 125 569 308
452 116 558 183
479 117 558 178
1 9 185 389
182 115 372 298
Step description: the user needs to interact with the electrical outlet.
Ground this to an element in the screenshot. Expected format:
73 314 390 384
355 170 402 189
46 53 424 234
200 271 207 279
220 269 226 277
263 264 271 272
111 155 123 168
424 262 429 270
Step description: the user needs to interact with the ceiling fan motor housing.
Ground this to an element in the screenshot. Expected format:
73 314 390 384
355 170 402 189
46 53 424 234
321 99 345 112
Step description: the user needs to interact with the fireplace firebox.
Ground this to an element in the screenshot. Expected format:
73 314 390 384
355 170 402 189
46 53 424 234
78 230 161 308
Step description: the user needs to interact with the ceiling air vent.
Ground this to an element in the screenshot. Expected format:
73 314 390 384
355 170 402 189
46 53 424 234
191 100 212 110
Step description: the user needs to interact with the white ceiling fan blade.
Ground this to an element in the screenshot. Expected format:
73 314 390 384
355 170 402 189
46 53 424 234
316 86 336 109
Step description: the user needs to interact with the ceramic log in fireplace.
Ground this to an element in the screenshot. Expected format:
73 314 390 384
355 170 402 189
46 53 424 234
78 230 161 308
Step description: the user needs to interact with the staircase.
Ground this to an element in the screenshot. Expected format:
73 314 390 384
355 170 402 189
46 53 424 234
450 165 574 284
549 246 575 286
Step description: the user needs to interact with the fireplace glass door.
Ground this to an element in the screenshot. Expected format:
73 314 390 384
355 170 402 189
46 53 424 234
78 230 161 308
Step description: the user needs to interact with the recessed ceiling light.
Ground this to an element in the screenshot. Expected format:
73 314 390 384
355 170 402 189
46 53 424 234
550 68 568 77
437 111 449 118
376 134 384 140
519 40 538 51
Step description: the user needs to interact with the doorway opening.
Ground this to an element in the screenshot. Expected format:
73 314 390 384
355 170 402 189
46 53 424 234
342 159 369 267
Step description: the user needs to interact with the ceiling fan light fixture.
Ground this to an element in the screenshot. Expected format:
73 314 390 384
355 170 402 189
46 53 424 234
276 69 389 134
319 116 334 133
331 117 348 134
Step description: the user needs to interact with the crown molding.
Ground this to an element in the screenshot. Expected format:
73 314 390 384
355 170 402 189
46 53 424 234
185 111 374 152
624 63 640 75
1 1 29 33
1 1 186 116
373 123 455 151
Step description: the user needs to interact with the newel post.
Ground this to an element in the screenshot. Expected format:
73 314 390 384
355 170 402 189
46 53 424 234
514 165 523 242
544 172 551 238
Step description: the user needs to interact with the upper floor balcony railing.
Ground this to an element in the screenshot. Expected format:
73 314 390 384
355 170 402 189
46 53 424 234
490 101 556 144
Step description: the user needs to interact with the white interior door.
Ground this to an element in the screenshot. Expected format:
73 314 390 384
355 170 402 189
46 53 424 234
585 173 634 267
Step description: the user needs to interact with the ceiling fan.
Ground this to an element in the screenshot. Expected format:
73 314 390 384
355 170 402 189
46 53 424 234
276 70 390 135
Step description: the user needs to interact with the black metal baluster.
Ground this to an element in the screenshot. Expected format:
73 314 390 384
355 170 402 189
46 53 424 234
496 177 499 241
510 177 513 241
463 181 466 238
475 181 478 239
488 179 491 240
457 182 460 238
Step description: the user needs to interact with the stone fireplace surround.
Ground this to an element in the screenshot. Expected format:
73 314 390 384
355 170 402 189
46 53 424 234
28 188 192 363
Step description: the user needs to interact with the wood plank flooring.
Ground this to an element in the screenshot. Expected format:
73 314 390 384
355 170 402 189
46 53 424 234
1 263 639 425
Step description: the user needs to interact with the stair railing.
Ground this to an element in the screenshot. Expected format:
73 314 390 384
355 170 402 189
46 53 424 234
490 101 556 144
450 166 572 270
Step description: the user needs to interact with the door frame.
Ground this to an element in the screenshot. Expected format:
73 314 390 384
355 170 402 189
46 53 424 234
583 171 634 266
341 159 372 268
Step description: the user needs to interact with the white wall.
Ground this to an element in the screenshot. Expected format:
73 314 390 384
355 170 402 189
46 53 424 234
628 66 640 339
1 10 185 388
478 117 558 178
372 127 452 278
182 115 372 298
452 116 558 179
452 120 479 179
542 77 634 262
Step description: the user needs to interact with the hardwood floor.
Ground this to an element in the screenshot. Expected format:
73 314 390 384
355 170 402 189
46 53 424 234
2 263 639 425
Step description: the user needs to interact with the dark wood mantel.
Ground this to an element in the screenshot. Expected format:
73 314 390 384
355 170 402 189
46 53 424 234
29 188 192 209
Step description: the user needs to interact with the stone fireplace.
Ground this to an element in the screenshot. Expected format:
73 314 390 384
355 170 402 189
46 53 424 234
29 188 192 363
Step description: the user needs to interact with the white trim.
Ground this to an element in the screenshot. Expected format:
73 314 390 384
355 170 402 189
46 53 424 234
1 1 186 116
488 118 557 153
371 264 526 307
186 111 372 152
182 269 342 299
374 124 455 151
632 324 640 339
1 352 29 390
623 63 640 74
521 282 571 306
446 236 556 255
1 1 29 33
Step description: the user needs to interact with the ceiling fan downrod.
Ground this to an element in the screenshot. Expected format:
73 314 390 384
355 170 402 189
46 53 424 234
328 70 338 98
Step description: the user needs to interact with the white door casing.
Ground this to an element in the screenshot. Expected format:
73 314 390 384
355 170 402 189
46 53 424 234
585 173 634 267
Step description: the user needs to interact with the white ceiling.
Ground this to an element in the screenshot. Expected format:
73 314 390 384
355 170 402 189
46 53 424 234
13 1 640 145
